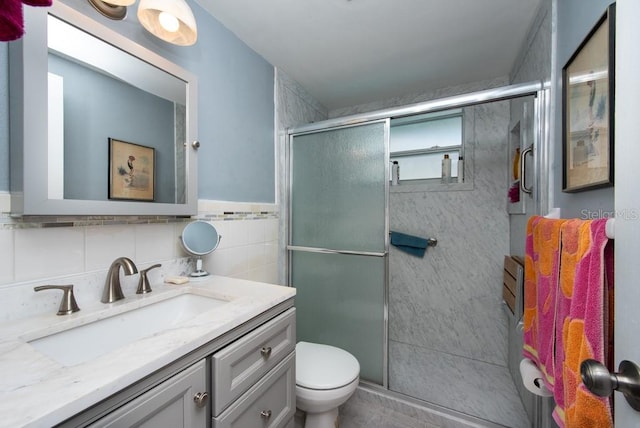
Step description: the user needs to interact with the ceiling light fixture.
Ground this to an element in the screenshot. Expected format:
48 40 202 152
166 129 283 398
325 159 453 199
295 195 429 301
138 0 197 46
86 0 197 46
98 0 135 5
88 0 134 20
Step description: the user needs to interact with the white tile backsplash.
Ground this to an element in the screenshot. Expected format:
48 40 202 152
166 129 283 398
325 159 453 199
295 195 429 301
200 217 279 280
265 218 278 241
246 244 266 270
85 225 136 271
134 223 176 263
217 220 250 247
15 227 85 281
206 246 249 277
265 241 278 265
246 263 278 284
0 201 282 322
244 220 266 245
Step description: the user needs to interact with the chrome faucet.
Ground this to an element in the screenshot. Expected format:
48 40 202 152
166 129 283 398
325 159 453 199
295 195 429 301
101 257 138 303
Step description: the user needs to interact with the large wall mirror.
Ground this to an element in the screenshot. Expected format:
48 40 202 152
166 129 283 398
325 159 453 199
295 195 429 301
9 2 198 216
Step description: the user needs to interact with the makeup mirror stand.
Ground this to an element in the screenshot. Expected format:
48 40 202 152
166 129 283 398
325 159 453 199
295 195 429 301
180 221 222 279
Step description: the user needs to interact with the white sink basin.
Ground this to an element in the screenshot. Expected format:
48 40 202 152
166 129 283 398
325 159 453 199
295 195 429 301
28 293 228 366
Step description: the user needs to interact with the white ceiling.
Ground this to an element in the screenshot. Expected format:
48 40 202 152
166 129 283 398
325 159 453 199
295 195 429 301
196 0 543 110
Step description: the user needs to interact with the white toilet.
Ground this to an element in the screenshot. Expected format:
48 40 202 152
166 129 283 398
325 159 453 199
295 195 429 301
295 341 360 428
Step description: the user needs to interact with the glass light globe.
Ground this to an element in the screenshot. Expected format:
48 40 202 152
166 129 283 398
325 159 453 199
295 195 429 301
137 0 198 45
158 11 179 33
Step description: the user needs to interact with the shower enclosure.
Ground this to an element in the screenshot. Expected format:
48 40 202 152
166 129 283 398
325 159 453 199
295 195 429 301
287 82 549 427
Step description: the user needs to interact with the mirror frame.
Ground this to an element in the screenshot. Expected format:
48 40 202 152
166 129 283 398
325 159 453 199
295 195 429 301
9 2 198 216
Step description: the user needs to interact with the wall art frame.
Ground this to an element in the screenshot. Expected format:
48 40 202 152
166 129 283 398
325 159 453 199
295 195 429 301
562 3 615 193
108 138 155 201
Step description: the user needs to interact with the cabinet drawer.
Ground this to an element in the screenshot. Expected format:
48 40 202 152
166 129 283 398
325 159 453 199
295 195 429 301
213 352 295 428
212 308 295 415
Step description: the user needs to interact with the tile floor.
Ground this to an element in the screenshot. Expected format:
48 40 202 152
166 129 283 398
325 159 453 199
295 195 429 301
295 385 522 428
340 386 518 428
338 401 439 428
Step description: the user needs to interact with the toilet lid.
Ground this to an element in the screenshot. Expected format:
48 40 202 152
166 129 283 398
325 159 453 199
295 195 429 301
296 341 360 390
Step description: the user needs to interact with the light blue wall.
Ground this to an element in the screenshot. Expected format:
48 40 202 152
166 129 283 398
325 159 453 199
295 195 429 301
0 0 275 203
554 0 615 217
49 54 176 203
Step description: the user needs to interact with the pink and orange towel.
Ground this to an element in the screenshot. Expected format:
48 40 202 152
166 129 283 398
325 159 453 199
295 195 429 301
0 0 52 42
523 216 614 428
523 216 567 390
556 219 613 427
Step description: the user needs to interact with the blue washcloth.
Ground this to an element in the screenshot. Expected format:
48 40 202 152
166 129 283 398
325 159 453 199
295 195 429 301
390 231 429 257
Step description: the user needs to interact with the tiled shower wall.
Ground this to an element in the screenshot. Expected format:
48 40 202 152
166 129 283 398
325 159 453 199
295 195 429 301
0 195 279 323
388 101 528 428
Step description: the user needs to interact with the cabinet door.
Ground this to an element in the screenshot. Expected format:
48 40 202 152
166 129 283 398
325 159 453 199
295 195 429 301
90 359 208 428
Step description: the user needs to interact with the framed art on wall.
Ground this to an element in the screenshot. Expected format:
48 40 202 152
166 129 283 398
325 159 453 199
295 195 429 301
108 138 155 201
562 3 615 193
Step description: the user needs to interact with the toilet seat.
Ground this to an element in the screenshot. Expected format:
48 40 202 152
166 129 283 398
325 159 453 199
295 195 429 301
296 341 360 390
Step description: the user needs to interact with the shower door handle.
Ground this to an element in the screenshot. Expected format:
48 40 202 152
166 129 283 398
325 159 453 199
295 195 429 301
520 144 533 195
287 245 387 258
580 359 640 411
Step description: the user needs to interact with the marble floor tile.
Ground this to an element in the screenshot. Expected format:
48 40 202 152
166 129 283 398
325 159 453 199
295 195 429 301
338 385 513 428
389 341 530 428
339 401 435 428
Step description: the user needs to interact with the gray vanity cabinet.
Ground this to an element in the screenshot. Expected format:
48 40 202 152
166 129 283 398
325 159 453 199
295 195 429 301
89 359 208 428
58 302 296 428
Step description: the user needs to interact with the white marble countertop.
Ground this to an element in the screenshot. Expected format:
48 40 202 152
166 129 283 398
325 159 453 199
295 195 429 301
0 276 295 428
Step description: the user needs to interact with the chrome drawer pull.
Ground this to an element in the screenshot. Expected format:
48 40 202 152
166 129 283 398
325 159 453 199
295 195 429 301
193 391 208 408
261 346 272 358
260 409 272 419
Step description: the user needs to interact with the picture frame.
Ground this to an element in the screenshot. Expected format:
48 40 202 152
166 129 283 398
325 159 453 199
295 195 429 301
562 3 615 193
108 138 155 201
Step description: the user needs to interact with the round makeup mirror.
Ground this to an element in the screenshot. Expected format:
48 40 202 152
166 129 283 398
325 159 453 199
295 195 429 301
180 221 222 278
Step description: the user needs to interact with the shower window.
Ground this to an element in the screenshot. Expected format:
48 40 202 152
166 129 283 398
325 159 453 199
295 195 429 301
390 109 463 181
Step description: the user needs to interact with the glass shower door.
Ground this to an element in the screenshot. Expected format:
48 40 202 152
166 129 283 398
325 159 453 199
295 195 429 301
288 120 388 385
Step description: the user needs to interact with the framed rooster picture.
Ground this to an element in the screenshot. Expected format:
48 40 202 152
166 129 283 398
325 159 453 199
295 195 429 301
108 138 155 201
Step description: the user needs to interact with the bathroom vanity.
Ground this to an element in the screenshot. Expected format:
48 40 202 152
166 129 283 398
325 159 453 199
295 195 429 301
0 277 296 428
3 3 296 425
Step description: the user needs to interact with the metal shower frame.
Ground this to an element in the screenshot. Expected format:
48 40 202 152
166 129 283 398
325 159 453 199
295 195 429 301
285 80 551 389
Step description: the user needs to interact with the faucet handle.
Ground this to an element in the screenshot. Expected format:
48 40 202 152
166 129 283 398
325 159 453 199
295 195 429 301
34 284 80 316
137 264 161 294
